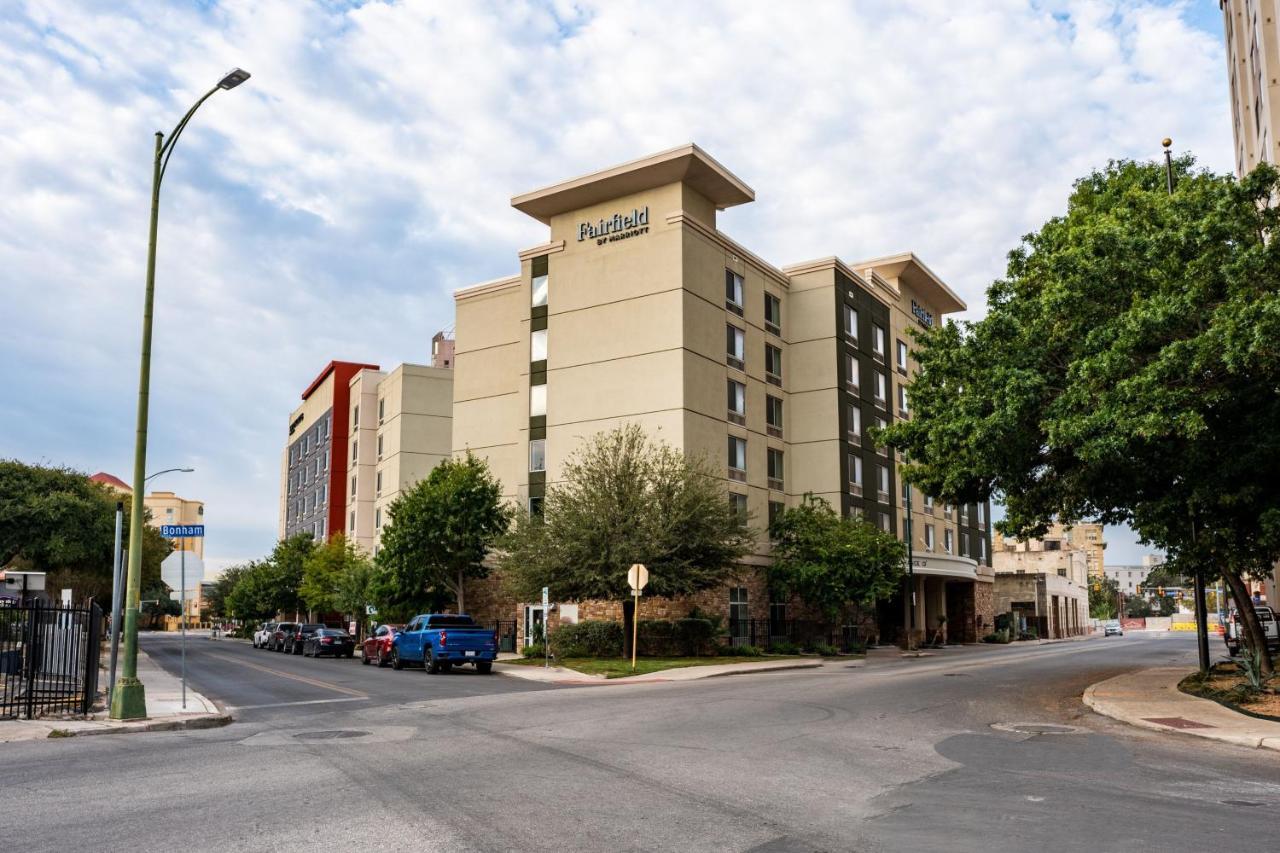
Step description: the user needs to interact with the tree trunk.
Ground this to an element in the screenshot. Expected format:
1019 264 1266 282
1222 568 1274 676
456 569 466 614
622 598 635 660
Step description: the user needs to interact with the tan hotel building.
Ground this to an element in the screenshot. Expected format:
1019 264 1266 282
454 144 994 644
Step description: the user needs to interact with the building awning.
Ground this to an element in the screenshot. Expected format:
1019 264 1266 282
908 553 979 581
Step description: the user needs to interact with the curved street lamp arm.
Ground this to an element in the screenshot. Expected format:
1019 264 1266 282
157 85 221 189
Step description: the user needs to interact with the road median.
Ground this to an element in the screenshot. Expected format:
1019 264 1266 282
495 657 828 684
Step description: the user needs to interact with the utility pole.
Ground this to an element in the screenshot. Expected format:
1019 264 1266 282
905 482 916 648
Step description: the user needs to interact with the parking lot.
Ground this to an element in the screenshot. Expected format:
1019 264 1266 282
139 631 551 722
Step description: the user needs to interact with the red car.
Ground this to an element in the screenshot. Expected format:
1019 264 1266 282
362 624 402 667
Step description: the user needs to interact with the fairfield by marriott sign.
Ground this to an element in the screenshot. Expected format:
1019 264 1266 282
578 206 649 245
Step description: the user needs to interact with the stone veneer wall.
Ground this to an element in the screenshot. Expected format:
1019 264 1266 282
974 579 995 637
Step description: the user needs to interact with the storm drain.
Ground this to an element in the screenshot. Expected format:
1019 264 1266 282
991 722 1087 735
293 730 370 741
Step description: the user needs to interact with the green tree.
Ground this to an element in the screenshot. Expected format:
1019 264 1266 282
1089 575 1119 620
225 560 276 621
300 535 374 631
881 157 1280 674
500 425 754 652
203 563 249 619
266 533 315 619
376 453 509 614
768 495 905 623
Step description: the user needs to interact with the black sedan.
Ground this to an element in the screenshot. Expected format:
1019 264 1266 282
303 629 356 658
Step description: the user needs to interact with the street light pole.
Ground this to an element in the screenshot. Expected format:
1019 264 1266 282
111 69 250 721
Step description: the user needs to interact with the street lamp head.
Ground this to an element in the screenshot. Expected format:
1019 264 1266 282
1162 137 1173 149
178 467 195 473
217 68 251 90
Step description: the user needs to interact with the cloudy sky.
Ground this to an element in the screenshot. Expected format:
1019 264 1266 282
1 0 1232 574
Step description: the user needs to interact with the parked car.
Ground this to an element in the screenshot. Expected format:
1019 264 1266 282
1222 605 1279 656
362 624 402 667
253 621 277 649
391 614 497 673
304 628 355 658
1103 620 1123 637
272 622 300 652
286 623 327 655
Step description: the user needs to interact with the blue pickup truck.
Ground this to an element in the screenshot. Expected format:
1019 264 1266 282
390 614 498 674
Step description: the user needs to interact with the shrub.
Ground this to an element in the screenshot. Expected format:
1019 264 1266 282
844 640 867 655
811 642 839 656
673 618 715 656
732 644 763 656
769 640 802 655
551 619 623 658
522 642 545 659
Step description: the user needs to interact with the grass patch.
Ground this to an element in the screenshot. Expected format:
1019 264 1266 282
46 728 74 738
1180 661 1280 721
508 654 814 678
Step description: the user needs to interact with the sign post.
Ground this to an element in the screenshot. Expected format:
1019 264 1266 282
541 586 550 669
627 564 649 671
159 525 205 710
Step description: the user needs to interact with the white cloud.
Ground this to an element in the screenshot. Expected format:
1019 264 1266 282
0 0 1231 563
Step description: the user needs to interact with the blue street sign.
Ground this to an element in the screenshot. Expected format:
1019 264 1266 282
159 524 204 538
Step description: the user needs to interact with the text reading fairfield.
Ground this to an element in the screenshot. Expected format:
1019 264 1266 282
579 207 650 245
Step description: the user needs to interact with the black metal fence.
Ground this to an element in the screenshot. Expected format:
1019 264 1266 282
726 618 867 653
489 620 518 653
0 600 103 719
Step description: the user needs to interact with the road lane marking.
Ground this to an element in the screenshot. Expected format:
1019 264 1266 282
228 697 371 711
204 652 369 698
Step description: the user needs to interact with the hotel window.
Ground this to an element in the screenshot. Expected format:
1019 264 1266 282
844 305 858 340
944 529 954 554
768 500 785 529
846 353 860 392
321 449 328 471
877 464 889 501
879 512 891 532
925 524 936 552
729 586 749 628
727 436 747 481
979 536 988 564
353 405 359 427
847 403 861 445
766 395 783 438
896 340 909 375
351 474 358 497
898 384 909 416
725 270 744 314
960 531 970 557
767 448 784 490
764 292 782 335
530 382 547 417
349 510 355 532
924 494 934 511
375 507 382 529
288 476 294 496
729 492 748 518
873 324 886 359
727 380 746 425
351 439 358 464
529 496 544 518
531 269 549 308
765 344 782 386
377 434 384 460
960 504 970 525
378 398 385 424
874 371 887 406
849 453 863 495
943 503 953 519
977 503 986 527
531 328 548 362
901 480 910 507
529 438 546 473
303 467 310 486
875 417 888 456
375 471 382 496
726 324 745 370
318 483 326 505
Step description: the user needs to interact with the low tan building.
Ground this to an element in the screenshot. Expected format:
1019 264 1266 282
453 144 994 646
993 524 1090 637
344 361 454 555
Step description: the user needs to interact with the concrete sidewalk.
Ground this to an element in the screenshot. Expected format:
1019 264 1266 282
1084 666 1280 752
0 648 230 743
495 658 828 684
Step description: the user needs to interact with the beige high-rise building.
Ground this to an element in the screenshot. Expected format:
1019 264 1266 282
453 144 993 644
343 363 454 554
1221 1 1280 176
90 472 206 559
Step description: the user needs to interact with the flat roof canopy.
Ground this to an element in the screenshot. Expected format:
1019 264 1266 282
511 143 755 224
856 252 967 315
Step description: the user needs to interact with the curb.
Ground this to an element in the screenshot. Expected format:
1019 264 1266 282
496 659 824 684
65 713 235 738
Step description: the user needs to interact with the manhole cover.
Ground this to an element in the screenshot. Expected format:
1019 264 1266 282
991 722 1086 735
293 730 370 741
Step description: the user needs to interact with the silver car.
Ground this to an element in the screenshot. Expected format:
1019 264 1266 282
1103 620 1123 637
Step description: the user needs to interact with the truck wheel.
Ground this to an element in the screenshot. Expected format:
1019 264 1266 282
476 661 492 675
426 650 441 674
391 648 403 670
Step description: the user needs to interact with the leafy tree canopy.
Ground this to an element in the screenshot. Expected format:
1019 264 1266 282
375 452 509 614
501 424 754 603
301 534 374 622
1088 575 1119 620
768 495 906 622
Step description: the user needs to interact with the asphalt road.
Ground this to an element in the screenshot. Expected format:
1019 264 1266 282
1 632 1275 853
